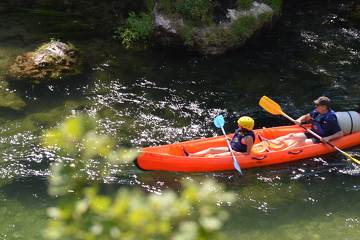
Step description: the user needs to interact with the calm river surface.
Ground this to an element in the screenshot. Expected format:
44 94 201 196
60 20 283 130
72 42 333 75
0 0 359 239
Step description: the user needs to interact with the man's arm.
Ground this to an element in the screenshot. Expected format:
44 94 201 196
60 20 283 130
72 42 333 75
296 113 311 125
322 131 344 142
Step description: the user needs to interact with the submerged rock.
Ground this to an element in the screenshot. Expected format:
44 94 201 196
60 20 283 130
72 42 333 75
8 40 83 83
153 0 280 55
0 80 26 111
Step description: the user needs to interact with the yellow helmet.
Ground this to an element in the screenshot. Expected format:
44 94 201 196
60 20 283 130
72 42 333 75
237 116 255 130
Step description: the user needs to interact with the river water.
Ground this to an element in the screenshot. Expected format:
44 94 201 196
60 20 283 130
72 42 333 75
0 0 359 239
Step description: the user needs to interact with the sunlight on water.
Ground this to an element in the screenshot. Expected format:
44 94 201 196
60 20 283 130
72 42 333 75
89 75 226 147
0 0 359 239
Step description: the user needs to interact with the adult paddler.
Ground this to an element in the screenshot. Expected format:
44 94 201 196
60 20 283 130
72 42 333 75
275 96 344 144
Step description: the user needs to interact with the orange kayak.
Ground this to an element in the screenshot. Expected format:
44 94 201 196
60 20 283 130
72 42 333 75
136 124 360 172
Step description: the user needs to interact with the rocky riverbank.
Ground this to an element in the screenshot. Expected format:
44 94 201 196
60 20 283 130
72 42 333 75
153 0 281 55
0 0 282 55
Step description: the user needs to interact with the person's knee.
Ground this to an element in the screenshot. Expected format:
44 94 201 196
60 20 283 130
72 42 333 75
279 133 293 140
294 133 306 139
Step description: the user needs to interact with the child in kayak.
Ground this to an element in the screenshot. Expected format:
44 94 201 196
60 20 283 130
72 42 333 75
186 116 255 157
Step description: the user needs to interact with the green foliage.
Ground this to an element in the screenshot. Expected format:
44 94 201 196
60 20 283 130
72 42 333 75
42 116 235 240
258 11 274 24
175 0 213 24
43 115 138 196
237 0 253 10
118 29 137 49
145 0 156 11
156 0 175 13
178 26 196 47
232 15 258 41
115 12 154 49
45 180 234 240
157 0 213 25
264 0 282 14
203 26 237 47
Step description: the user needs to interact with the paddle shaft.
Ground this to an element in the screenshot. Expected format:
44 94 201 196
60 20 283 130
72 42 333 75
282 112 335 141
220 127 243 175
282 112 360 164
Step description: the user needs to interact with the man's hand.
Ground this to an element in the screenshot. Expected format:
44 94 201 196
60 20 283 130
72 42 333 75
321 136 331 143
295 117 305 126
294 120 302 126
296 114 311 125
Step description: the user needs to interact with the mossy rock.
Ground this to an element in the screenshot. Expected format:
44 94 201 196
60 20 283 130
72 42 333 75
7 40 84 83
192 25 238 54
154 0 280 55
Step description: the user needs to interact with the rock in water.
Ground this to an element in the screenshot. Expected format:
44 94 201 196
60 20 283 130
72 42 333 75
8 40 83 83
153 1 279 55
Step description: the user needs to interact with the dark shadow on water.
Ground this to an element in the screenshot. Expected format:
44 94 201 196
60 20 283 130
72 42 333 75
0 177 52 208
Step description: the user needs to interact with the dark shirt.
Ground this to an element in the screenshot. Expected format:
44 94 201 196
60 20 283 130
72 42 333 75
310 109 341 137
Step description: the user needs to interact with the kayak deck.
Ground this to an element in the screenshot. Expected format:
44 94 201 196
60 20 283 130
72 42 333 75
136 124 360 172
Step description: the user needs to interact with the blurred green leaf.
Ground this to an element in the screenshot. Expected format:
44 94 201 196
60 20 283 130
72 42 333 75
42 116 234 240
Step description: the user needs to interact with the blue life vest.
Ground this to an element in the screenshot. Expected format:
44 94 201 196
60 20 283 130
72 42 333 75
310 109 341 137
230 128 255 153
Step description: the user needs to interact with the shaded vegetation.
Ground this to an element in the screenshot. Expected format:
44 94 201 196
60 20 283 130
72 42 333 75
258 11 274 24
264 0 282 14
112 0 282 53
115 12 154 49
1 0 281 54
201 26 237 48
237 0 254 10
232 15 258 40
175 0 214 24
